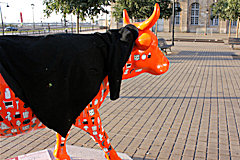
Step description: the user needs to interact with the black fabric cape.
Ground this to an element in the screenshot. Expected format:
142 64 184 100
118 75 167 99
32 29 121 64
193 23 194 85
0 24 138 137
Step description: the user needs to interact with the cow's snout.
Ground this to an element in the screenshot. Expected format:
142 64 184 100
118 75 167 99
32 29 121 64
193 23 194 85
154 54 169 75
149 50 169 75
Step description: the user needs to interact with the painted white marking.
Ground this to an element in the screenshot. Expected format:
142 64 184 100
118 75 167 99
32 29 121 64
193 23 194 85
0 122 10 129
142 54 147 60
84 126 89 130
94 99 98 105
5 88 11 99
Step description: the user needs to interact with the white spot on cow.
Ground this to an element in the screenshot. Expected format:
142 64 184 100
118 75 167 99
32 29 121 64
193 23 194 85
84 126 89 130
124 69 129 75
16 120 21 126
134 55 140 61
102 126 105 132
11 129 18 133
5 112 11 121
141 54 146 60
89 109 95 116
98 117 100 124
16 100 19 110
103 148 108 152
5 88 11 99
32 117 37 123
99 134 103 141
38 122 43 127
92 126 97 131
135 69 142 72
94 99 98 105
23 111 29 118
22 125 30 130
0 122 10 129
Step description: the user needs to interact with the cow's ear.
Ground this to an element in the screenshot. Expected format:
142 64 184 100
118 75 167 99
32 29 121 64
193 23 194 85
118 24 138 67
108 24 138 100
119 24 139 43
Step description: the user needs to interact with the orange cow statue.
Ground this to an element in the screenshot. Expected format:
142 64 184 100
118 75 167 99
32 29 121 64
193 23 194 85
0 4 169 160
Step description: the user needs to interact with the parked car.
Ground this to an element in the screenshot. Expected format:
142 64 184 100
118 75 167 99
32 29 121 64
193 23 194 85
5 27 18 31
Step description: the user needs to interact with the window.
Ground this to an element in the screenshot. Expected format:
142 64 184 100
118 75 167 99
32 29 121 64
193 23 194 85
232 20 237 26
191 3 199 25
210 6 218 26
210 18 219 26
175 2 180 25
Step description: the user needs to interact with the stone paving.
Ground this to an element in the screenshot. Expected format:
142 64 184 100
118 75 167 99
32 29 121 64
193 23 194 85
1 42 240 160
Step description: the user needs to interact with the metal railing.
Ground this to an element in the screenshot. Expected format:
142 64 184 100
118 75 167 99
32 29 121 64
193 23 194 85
0 23 106 36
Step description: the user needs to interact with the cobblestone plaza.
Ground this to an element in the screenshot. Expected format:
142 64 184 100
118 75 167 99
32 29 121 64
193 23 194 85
1 39 240 159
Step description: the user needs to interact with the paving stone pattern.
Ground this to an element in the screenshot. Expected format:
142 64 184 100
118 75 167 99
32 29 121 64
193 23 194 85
1 42 240 160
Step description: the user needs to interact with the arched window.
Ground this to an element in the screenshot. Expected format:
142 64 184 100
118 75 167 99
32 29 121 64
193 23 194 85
175 2 181 25
210 4 218 26
191 3 199 25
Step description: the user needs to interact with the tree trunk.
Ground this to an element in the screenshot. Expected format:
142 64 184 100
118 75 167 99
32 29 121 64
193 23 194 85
76 12 80 34
63 14 67 27
236 17 239 38
228 20 232 38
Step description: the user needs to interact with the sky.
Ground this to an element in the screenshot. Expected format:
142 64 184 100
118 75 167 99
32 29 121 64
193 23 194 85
1 0 110 23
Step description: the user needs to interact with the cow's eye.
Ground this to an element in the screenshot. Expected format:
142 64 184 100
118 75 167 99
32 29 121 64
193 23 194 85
135 33 152 50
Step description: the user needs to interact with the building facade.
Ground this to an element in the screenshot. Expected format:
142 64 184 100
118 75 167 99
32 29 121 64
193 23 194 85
111 0 238 34
163 0 238 34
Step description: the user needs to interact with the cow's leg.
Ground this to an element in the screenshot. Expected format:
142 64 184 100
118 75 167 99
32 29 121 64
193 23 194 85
75 107 121 160
90 125 121 160
53 133 71 160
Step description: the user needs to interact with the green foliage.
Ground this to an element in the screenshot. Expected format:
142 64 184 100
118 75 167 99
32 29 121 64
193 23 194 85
43 0 112 20
211 0 240 21
112 0 174 22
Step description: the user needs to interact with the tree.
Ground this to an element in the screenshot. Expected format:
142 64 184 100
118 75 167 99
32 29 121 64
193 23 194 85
112 0 172 22
211 0 240 37
43 0 112 33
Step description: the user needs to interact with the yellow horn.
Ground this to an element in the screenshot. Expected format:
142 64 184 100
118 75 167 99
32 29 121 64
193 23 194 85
135 3 160 30
123 9 131 25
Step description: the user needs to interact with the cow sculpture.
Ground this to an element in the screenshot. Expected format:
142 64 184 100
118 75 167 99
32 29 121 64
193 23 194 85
0 4 169 160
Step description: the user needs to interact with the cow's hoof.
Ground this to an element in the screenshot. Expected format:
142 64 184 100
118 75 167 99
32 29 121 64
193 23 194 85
55 156 71 160
105 153 110 160
105 152 122 160
53 150 71 160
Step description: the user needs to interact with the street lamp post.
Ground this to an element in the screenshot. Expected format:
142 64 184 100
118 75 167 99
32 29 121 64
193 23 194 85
31 4 35 30
205 9 209 35
0 2 9 36
172 0 175 46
